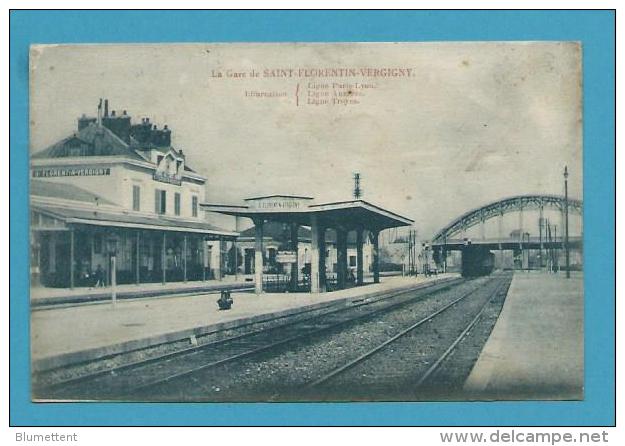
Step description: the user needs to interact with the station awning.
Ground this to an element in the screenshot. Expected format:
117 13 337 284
31 203 239 238
203 196 413 231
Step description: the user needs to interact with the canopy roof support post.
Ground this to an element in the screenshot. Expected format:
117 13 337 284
161 232 166 284
356 227 364 286
202 237 207 281
183 235 188 283
310 215 321 293
216 237 223 282
318 225 326 293
336 227 348 290
233 238 238 280
254 219 264 294
371 230 380 284
290 223 299 292
69 228 75 289
135 231 140 285
234 216 240 281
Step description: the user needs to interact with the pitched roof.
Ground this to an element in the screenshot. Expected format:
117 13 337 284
30 179 116 205
33 123 202 175
203 200 413 231
31 123 146 161
244 194 314 201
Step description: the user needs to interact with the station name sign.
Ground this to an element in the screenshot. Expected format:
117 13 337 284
248 196 312 211
245 195 312 213
256 200 302 210
32 167 111 178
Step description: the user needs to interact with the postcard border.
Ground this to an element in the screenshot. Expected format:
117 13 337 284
9 9 616 426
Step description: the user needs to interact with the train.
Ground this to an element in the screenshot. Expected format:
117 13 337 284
461 245 495 277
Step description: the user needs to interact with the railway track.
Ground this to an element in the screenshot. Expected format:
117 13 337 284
34 277 464 400
305 273 512 400
133 276 504 401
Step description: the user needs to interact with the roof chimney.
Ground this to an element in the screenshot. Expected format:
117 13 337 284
78 114 97 131
104 99 109 117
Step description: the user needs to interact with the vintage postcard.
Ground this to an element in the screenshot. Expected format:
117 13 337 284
28 42 583 402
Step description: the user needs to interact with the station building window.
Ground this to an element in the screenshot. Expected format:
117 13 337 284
155 189 166 215
132 185 141 211
268 248 277 265
174 192 181 216
349 255 357 267
192 196 198 217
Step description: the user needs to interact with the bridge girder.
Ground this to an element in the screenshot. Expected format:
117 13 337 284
431 194 582 245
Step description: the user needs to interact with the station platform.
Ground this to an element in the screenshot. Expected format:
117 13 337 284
31 273 459 372
30 276 253 307
463 271 584 400
30 272 403 307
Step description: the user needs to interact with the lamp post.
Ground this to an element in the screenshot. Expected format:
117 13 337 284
537 217 541 271
564 166 570 278
525 232 531 272
107 236 119 307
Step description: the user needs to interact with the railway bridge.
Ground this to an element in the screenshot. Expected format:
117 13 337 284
429 194 583 273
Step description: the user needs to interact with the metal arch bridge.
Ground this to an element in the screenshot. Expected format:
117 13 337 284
430 194 583 246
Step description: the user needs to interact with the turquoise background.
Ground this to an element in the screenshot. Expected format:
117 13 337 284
9 10 615 426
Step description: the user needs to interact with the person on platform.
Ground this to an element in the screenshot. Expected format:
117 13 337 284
93 264 104 288
348 268 356 284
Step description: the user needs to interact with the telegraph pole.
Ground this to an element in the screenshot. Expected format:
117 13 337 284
410 231 413 275
408 230 414 275
353 173 362 199
564 166 570 278
539 215 543 270
412 230 416 275
406 230 411 276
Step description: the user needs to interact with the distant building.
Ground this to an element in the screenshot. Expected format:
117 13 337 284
30 99 237 288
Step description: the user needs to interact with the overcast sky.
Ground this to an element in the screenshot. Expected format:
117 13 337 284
30 42 582 238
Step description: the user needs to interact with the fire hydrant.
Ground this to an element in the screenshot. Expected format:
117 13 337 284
217 290 233 310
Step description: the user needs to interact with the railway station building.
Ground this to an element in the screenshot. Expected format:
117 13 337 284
30 100 238 289
203 195 414 294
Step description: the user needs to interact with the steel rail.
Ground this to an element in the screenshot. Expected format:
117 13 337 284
414 278 509 388
129 278 466 394
307 276 507 388
37 277 462 396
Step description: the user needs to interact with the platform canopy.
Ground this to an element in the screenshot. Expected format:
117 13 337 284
202 195 413 231
203 195 413 295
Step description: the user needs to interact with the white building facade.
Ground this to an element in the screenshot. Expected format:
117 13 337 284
30 100 237 288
